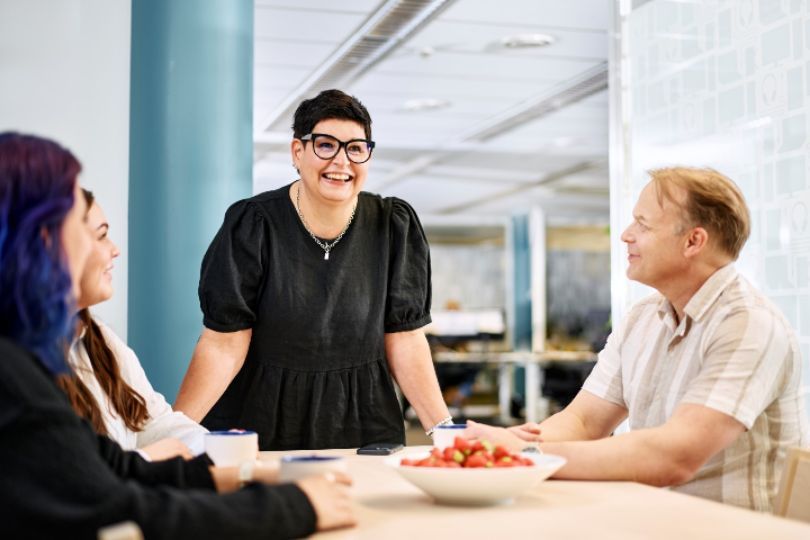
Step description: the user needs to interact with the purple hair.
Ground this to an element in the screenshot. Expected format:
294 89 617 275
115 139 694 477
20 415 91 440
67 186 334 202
0 132 81 374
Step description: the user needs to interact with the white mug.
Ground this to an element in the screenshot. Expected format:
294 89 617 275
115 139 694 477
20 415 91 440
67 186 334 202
204 430 258 466
432 423 468 449
279 455 348 482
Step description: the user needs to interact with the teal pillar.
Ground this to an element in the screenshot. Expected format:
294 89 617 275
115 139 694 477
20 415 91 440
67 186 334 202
511 214 532 401
129 0 253 400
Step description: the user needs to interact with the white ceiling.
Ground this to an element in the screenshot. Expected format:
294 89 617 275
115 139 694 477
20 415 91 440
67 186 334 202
253 0 610 225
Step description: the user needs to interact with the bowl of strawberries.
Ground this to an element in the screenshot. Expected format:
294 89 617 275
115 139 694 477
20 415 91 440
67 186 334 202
385 437 565 506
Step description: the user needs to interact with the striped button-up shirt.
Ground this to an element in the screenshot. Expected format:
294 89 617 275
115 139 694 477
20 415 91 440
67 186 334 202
583 264 809 511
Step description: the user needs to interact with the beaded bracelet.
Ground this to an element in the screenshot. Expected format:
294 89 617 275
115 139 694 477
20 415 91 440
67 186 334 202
425 415 454 437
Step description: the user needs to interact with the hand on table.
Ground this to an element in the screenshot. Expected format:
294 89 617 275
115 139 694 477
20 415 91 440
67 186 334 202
141 437 193 461
296 472 357 532
462 420 526 452
507 422 544 442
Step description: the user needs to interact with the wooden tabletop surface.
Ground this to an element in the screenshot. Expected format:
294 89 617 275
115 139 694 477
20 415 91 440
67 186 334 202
259 447 810 539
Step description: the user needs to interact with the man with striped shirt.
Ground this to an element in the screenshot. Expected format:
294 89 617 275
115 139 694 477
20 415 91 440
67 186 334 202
466 167 809 511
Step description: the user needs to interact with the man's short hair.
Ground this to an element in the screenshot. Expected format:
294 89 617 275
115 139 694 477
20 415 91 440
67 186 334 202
649 167 751 259
292 89 372 140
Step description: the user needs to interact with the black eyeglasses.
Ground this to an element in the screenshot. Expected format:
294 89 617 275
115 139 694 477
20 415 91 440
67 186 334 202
299 133 375 164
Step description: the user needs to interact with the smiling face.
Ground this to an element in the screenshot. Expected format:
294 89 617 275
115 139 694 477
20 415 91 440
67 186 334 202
291 118 369 207
61 182 93 300
76 201 120 309
620 181 691 290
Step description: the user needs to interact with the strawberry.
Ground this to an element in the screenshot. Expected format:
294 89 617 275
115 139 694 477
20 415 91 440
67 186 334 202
465 453 487 468
453 437 472 454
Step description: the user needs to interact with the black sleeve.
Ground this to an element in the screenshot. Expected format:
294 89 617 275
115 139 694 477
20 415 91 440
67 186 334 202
0 340 317 539
95 434 215 490
199 200 269 332
384 198 433 333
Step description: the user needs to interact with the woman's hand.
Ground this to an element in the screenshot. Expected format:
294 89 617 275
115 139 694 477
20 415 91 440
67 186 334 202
462 420 526 452
296 472 357 532
141 438 193 461
250 461 279 484
507 422 544 442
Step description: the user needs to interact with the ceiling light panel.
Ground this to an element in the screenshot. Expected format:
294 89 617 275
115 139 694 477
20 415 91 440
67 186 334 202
438 0 609 31
254 7 367 42
350 72 543 101
403 22 607 59
373 53 590 82
254 41 337 70
255 0 381 10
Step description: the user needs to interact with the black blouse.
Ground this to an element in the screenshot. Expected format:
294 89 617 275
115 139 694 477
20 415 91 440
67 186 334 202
199 183 432 450
0 337 316 539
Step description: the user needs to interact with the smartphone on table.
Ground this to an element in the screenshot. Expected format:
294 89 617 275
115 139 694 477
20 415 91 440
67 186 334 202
356 442 404 455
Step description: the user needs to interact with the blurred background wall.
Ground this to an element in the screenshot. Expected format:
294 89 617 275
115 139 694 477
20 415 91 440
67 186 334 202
0 0 131 339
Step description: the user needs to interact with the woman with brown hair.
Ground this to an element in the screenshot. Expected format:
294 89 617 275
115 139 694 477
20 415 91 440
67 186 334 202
59 189 207 460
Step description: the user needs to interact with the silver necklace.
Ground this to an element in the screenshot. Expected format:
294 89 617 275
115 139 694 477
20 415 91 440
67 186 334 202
295 182 356 261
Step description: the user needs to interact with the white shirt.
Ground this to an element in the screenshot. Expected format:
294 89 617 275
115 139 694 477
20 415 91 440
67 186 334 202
583 265 809 511
68 320 207 455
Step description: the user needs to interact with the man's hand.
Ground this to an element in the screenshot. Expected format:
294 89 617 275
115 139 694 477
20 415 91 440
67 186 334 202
462 420 526 452
507 422 543 442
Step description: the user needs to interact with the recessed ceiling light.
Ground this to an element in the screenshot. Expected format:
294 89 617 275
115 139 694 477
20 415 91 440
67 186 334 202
500 33 556 49
552 136 574 148
402 98 451 112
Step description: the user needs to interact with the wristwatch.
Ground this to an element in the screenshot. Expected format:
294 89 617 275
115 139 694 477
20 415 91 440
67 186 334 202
521 442 543 454
238 460 255 488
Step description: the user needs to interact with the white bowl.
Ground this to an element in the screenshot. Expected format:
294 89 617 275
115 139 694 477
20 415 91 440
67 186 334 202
385 451 566 506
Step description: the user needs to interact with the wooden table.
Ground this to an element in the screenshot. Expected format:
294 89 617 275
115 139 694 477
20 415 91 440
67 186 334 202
259 447 810 539
433 351 596 423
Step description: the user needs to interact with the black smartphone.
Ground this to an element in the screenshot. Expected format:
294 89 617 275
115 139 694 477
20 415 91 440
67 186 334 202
356 442 404 456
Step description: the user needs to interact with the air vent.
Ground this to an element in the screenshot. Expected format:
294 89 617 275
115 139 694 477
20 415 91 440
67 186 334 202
258 0 457 134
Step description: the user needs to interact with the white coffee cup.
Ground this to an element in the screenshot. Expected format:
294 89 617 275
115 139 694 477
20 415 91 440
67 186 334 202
279 455 348 482
204 430 258 467
432 423 468 449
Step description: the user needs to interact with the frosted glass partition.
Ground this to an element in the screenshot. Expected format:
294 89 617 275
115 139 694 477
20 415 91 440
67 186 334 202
612 0 810 413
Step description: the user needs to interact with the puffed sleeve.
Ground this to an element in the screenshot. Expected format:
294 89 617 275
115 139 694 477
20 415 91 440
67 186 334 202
198 201 268 332
384 198 432 332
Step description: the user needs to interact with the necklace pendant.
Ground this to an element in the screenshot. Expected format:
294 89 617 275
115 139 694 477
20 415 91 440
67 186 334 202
324 251 330 261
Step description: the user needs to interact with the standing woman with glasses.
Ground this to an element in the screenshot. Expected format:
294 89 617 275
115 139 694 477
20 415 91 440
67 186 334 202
175 89 451 450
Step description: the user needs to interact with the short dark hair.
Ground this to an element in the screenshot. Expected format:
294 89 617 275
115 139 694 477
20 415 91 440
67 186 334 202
292 89 372 140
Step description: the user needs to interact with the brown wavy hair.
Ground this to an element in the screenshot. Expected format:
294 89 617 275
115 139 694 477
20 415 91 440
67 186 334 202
56 189 150 434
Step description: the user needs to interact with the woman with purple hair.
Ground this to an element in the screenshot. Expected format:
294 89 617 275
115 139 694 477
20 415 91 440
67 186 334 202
0 132 355 538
